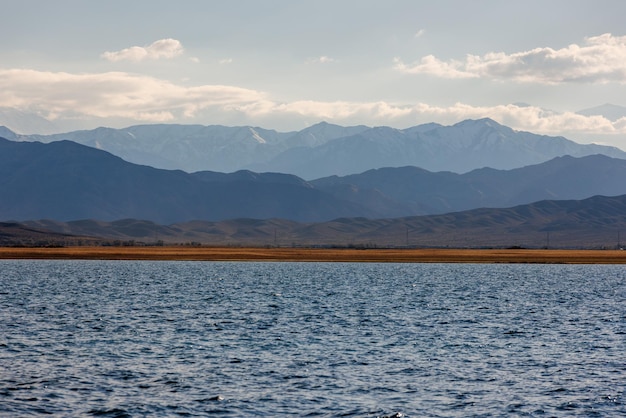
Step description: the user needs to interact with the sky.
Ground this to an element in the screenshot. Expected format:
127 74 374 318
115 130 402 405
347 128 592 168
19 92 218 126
2 0 626 148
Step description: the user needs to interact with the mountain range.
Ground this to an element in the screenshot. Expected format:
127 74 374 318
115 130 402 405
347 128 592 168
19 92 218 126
2 135 626 225
5 118 626 179
0 137 366 223
577 103 626 122
311 154 626 216
16 194 626 249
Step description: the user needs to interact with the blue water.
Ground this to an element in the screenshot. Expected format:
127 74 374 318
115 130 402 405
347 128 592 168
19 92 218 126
0 261 624 417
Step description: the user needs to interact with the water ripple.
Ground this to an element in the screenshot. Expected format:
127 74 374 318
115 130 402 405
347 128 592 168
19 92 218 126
1 261 624 416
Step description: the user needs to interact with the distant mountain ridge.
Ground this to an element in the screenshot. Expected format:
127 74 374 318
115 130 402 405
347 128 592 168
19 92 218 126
311 154 626 215
252 118 626 178
8 122 369 174
20 194 626 249
5 118 625 178
3 136 626 224
577 103 626 122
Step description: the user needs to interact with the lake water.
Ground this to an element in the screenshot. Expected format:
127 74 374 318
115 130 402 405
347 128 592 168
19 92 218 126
1 261 624 417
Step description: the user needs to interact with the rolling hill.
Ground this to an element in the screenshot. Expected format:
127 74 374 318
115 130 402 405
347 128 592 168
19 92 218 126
19 194 626 249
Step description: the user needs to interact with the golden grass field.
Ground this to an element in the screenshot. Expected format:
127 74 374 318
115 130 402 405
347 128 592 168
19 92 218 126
0 246 625 263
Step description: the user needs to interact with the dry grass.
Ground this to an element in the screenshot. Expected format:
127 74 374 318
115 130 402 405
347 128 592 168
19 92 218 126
0 246 625 263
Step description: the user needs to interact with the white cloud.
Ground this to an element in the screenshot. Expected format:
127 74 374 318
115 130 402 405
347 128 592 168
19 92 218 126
395 33 626 84
233 100 626 139
0 68 264 122
1 68 625 143
219 58 233 65
414 29 425 38
234 100 412 121
101 38 184 62
307 56 335 64
393 56 476 79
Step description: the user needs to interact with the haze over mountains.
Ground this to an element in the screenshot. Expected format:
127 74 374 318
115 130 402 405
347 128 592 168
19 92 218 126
2 116 626 248
0 138 366 223
2 135 626 225
5 118 626 179
311 154 626 216
576 103 626 122
0 108 59 135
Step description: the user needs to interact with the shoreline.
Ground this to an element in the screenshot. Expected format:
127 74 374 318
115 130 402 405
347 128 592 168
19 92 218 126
0 247 625 264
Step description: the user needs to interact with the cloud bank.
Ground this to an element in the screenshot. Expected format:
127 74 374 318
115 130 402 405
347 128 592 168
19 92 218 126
0 68 263 122
0 68 624 142
395 33 626 84
236 100 622 136
101 39 184 62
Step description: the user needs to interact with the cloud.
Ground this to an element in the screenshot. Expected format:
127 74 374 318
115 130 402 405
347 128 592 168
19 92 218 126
233 100 625 138
394 33 626 84
1 68 624 142
307 56 335 64
414 29 425 38
0 68 264 122
101 38 184 62
233 100 412 121
219 58 233 65
393 56 476 79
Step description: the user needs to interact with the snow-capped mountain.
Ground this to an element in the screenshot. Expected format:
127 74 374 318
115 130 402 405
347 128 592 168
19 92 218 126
18 124 291 172
249 118 626 178
4 118 626 178
10 121 366 173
